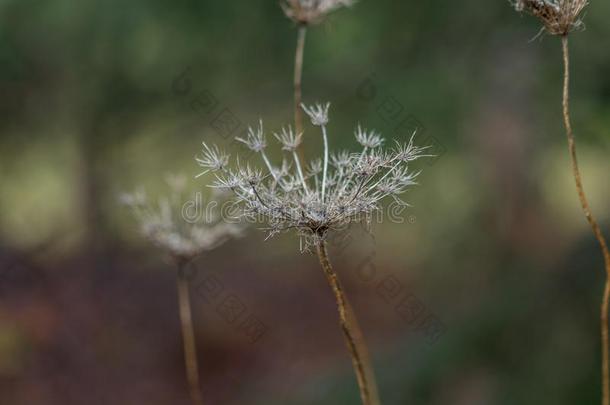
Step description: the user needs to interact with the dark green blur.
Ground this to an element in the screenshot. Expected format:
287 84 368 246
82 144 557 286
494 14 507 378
1 0 609 404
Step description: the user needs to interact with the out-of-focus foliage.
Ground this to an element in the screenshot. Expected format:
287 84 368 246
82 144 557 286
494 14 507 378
0 0 609 403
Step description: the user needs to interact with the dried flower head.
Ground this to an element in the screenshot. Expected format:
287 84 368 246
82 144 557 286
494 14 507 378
121 174 242 262
274 126 303 152
236 120 267 152
195 143 229 178
302 102 330 126
281 0 355 25
355 125 384 149
197 103 429 252
511 0 588 35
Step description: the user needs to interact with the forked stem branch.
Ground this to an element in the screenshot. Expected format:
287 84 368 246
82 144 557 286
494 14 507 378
315 240 378 405
561 35 610 405
176 263 204 405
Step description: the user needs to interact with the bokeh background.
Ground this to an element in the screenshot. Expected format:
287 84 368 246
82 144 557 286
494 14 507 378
1 0 610 404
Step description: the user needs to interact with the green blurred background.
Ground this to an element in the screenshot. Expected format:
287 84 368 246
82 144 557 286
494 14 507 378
1 0 610 404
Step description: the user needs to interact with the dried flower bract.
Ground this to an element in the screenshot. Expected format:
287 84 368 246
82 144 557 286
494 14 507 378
512 0 588 35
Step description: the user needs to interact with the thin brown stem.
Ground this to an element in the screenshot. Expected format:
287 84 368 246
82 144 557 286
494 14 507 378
294 25 307 135
176 264 204 405
561 35 610 405
315 240 380 405
604 281 610 405
294 25 307 160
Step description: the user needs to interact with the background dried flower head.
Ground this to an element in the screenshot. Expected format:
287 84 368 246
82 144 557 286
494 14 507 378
282 0 355 25
121 174 243 262
512 0 588 35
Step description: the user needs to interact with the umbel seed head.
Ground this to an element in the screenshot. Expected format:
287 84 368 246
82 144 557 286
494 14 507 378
121 175 242 262
512 0 588 35
281 0 355 26
302 102 330 126
197 103 431 252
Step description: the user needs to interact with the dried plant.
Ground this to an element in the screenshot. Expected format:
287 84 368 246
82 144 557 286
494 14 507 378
121 183 241 262
281 0 355 26
512 2 610 404
281 0 356 155
512 0 588 35
196 103 428 404
122 175 242 405
198 103 426 251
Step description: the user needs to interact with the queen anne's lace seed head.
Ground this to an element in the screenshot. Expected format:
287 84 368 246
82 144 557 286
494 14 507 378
122 175 242 262
302 102 330 126
307 158 323 177
236 120 267 152
274 126 303 152
331 151 351 169
282 0 355 25
195 143 229 178
196 103 429 252
355 125 384 149
237 164 265 186
394 134 429 163
511 0 588 35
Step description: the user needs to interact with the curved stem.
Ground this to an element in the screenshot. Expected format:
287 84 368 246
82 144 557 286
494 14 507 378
315 240 379 405
561 35 610 405
176 264 205 405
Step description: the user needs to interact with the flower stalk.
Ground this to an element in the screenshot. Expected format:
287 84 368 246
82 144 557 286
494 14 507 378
198 104 426 402
176 262 204 405
321 123 329 202
561 35 610 405
511 3 610 401
121 178 242 405
294 25 307 140
283 0 354 160
315 239 379 405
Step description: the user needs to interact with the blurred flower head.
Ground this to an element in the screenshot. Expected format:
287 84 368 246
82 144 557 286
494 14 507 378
196 103 429 252
281 0 355 25
511 0 588 35
121 174 242 262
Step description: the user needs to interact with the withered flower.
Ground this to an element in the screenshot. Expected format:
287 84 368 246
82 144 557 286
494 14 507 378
512 0 588 35
281 0 355 25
